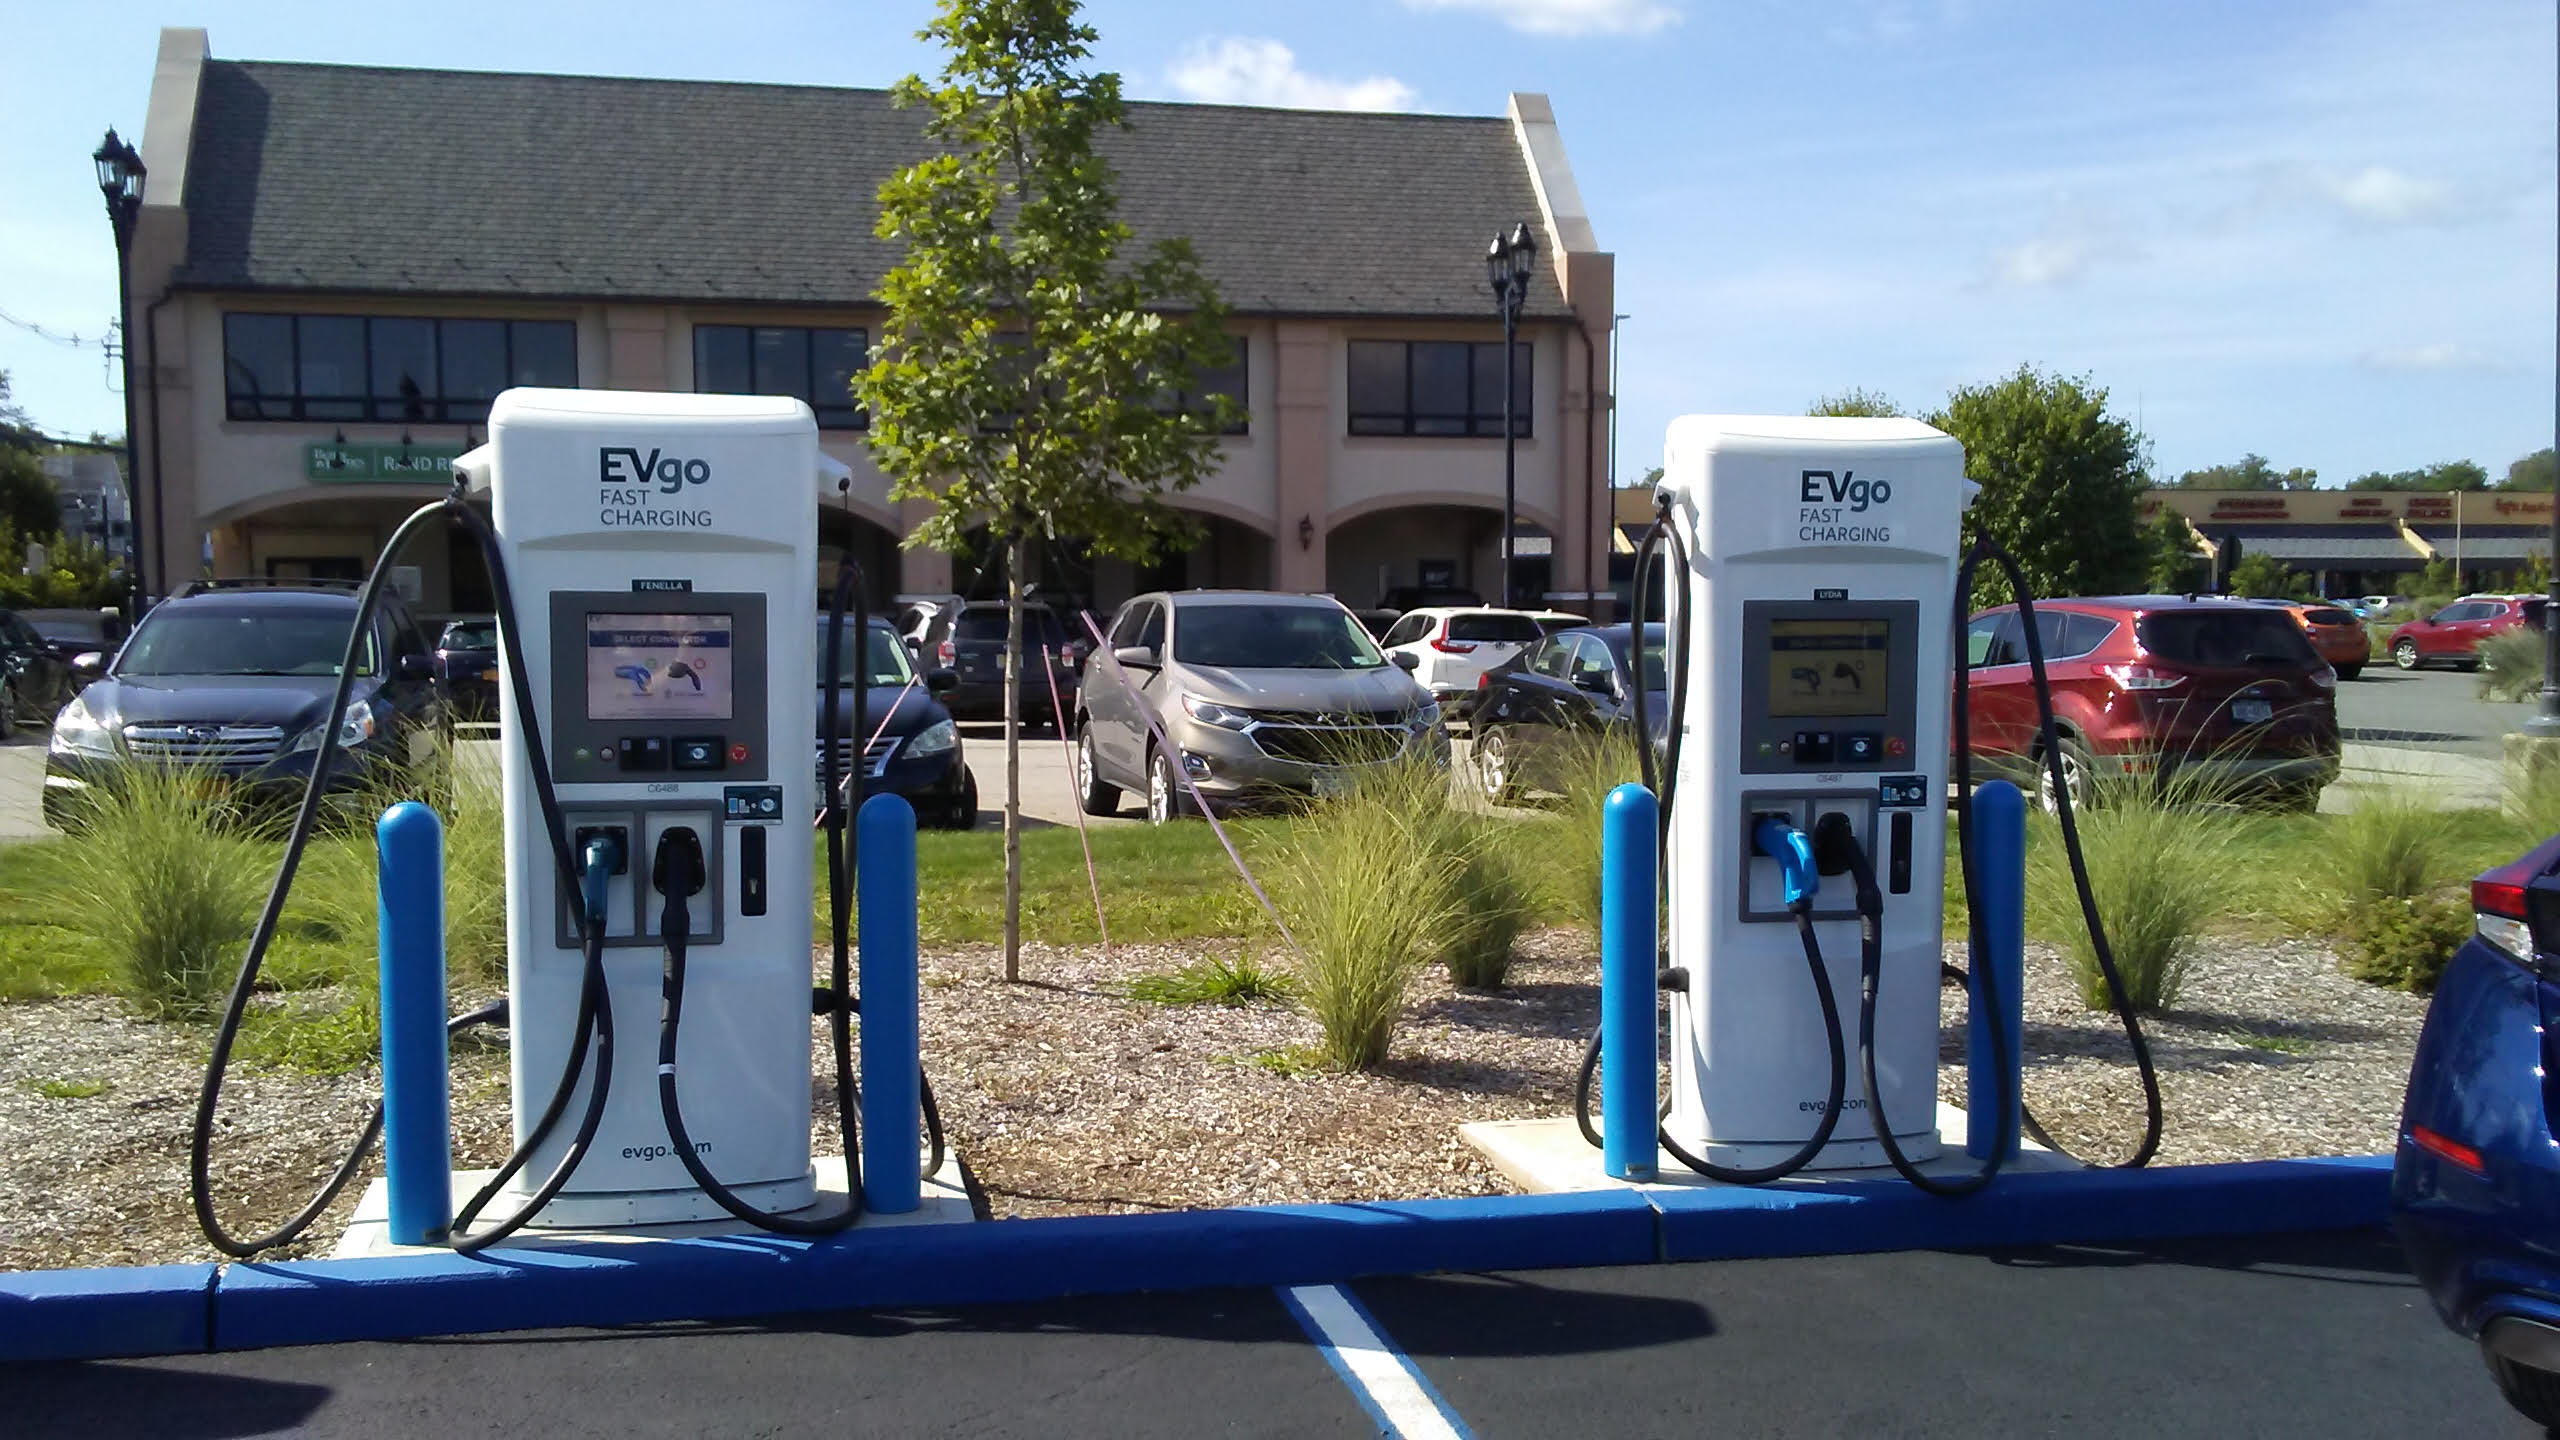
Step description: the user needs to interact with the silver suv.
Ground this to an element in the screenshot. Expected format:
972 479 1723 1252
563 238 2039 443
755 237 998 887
1075 591 1447 822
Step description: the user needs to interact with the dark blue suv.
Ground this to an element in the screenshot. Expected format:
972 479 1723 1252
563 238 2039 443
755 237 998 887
2393 830 2560 1430
43 580 446 826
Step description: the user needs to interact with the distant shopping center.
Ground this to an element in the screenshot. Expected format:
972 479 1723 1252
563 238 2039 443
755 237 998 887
2143 488 2553 596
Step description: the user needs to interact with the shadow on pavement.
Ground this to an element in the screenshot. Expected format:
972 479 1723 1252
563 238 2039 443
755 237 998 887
0 1362 331 1437
1973 1226 2420 1287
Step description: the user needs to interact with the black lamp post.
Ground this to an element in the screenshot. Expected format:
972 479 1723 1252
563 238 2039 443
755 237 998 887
92 128 146 619
1487 221 1537 610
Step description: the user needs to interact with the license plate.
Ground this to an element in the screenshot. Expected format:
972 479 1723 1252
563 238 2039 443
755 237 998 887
2232 698 2273 724
479 667 498 682
1312 770 1352 798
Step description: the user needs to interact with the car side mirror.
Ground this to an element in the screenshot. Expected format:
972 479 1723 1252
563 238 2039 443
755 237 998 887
1390 651 1420 673
70 652 104 684
1113 644 1160 670
1575 671 1614 695
925 668 959 695
395 653 434 682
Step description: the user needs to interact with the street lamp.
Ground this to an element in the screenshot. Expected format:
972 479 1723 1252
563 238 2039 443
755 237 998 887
1487 221 1537 609
91 128 146 619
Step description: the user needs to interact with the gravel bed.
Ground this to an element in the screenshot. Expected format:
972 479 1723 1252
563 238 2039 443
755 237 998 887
0 928 2425 1270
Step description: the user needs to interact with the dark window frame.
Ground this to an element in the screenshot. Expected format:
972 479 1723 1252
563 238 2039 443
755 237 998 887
690 323 870 430
1346 338 1532 439
221 313 578 424
1174 335 1250 436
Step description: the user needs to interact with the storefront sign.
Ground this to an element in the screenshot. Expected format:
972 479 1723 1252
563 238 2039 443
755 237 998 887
304 442 466 482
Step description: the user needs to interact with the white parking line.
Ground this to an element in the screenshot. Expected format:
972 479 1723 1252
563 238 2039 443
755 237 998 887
1277 1283 1472 1440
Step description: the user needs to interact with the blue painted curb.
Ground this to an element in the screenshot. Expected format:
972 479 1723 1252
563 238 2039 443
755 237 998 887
213 1189 1660 1353
1649 1155 2393 1261
0 1263 216 1361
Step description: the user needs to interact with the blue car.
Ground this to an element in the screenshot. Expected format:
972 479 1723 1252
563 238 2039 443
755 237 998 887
2393 832 2560 1430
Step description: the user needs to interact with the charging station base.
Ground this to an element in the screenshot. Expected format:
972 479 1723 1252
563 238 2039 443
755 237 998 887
1459 1102 2078 1197
329 1152 975 1259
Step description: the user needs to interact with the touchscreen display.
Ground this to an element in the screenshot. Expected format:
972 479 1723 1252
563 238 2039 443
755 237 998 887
1768 618 1890 717
585 613 734 721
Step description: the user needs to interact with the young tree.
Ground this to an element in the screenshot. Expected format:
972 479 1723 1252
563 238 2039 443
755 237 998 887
859 0 1235 982
1930 366 2148 602
2225 552 2308 600
2141 509 2206 593
1808 388 1902 418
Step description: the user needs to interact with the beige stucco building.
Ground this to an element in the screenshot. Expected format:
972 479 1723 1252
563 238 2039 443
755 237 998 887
118 28 1619 621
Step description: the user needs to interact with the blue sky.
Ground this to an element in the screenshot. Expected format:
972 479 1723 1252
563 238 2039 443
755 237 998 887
2 0 2553 485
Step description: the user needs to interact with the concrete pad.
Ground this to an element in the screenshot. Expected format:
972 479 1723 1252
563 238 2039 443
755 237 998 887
1459 1100 2078 1197
331 1151 972 1259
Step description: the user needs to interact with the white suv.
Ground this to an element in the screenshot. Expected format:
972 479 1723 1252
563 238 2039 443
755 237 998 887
1378 608 1548 723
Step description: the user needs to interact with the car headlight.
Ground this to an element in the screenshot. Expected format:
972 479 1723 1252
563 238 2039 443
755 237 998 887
1405 699 1442 731
286 700 379 755
1181 694 1254 730
908 718 958 757
49 698 117 759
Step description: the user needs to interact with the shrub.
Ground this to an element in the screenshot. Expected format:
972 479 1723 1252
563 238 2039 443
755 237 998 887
2479 625 2546 701
1541 731 1645 938
2315 789 2459 915
2025 792 2237 1012
1438 820 1535 989
41 766 269 1017
1262 762 1460 1070
1129 949 1293 1006
2344 891 2470 994
300 735 508 987
2513 754 2560 851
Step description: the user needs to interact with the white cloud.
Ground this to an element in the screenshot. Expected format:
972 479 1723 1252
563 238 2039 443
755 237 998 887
1400 0 1680 38
2316 165 2459 225
1981 205 2144 289
2360 343 2502 372
1164 38 1416 112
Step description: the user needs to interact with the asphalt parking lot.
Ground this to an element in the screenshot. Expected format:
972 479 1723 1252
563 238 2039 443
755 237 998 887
2334 662 2535 762
0 1228 2521 1438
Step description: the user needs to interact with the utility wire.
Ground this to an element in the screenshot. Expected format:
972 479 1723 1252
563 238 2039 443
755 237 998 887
0 307 112 350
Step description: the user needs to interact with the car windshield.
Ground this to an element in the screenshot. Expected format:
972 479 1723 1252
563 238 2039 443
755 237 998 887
2300 608 2356 626
818 624 917 688
117 610 377 677
443 621 496 649
954 607 1068 647
1174 605 1386 670
1448 613 1544 643
29 616 103 643
2136 610 2318 668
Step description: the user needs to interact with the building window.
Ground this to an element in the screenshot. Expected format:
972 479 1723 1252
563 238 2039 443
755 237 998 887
1179 337 1250 435
221 314 577 423
692 325 868 429
1347 339 1530 438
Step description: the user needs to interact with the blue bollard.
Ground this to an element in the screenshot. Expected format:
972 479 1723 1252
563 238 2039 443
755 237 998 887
1600 783 1660 1182
377 802 451 1245
1966 780 2026 1164
857 792 921 1214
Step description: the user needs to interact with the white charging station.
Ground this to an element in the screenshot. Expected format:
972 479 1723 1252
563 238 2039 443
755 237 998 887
462 389 844 1226
1657 415 1972 1171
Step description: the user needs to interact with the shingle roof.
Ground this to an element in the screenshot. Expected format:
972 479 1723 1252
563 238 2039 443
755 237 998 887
180 60 1575 318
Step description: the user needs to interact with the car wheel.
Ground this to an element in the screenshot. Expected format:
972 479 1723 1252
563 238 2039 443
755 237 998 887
0 685 21 738
2034 734 2097 816
1077 728 1121 817
2393 638 2421 670
2334 662 2362 681
1147 746 1191 825
938 769 980 830
1477 725 1520 803
2487 1352 2560 1430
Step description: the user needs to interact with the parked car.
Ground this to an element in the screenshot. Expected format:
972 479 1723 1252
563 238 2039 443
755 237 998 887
2245 598 2369 680
1470 624 1667 802
433 616 498 718
1074 590 1446 823
816 616 974 829
2392 830 2560 1431
889 593 968 662
1350 608 1402 641
1963 595 2339 811
933 601 1085 727
1377 608 1548 723
1527 610 1590 637
20 607 128 667
2389 596 2547 671
44 580 447 827
0 609 77 736
2356 594 2408 617
1378 585 1483 615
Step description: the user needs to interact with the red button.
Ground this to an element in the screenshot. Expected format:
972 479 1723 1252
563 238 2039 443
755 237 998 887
1886 736 1907 757
729 743 750 763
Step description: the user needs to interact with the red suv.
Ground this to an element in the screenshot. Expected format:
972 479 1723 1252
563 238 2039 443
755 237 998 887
2387 596 2547 671
1964 596 2339 810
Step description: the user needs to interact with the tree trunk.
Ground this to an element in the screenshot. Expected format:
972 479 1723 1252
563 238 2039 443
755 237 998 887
1002 531 1025 983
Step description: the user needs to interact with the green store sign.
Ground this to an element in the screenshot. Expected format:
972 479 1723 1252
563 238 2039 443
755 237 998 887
305 442 467 482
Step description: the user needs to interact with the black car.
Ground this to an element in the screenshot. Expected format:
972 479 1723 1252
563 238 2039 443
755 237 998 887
936 601 1083 728
0 609 76 735
434 617 499 718
818 617 976 830
1470 623 1667 802
20 608 128 667
44 581 446 826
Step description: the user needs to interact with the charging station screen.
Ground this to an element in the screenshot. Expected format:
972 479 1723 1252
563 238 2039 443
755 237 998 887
584 614 734 721
1768 618 1890 717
